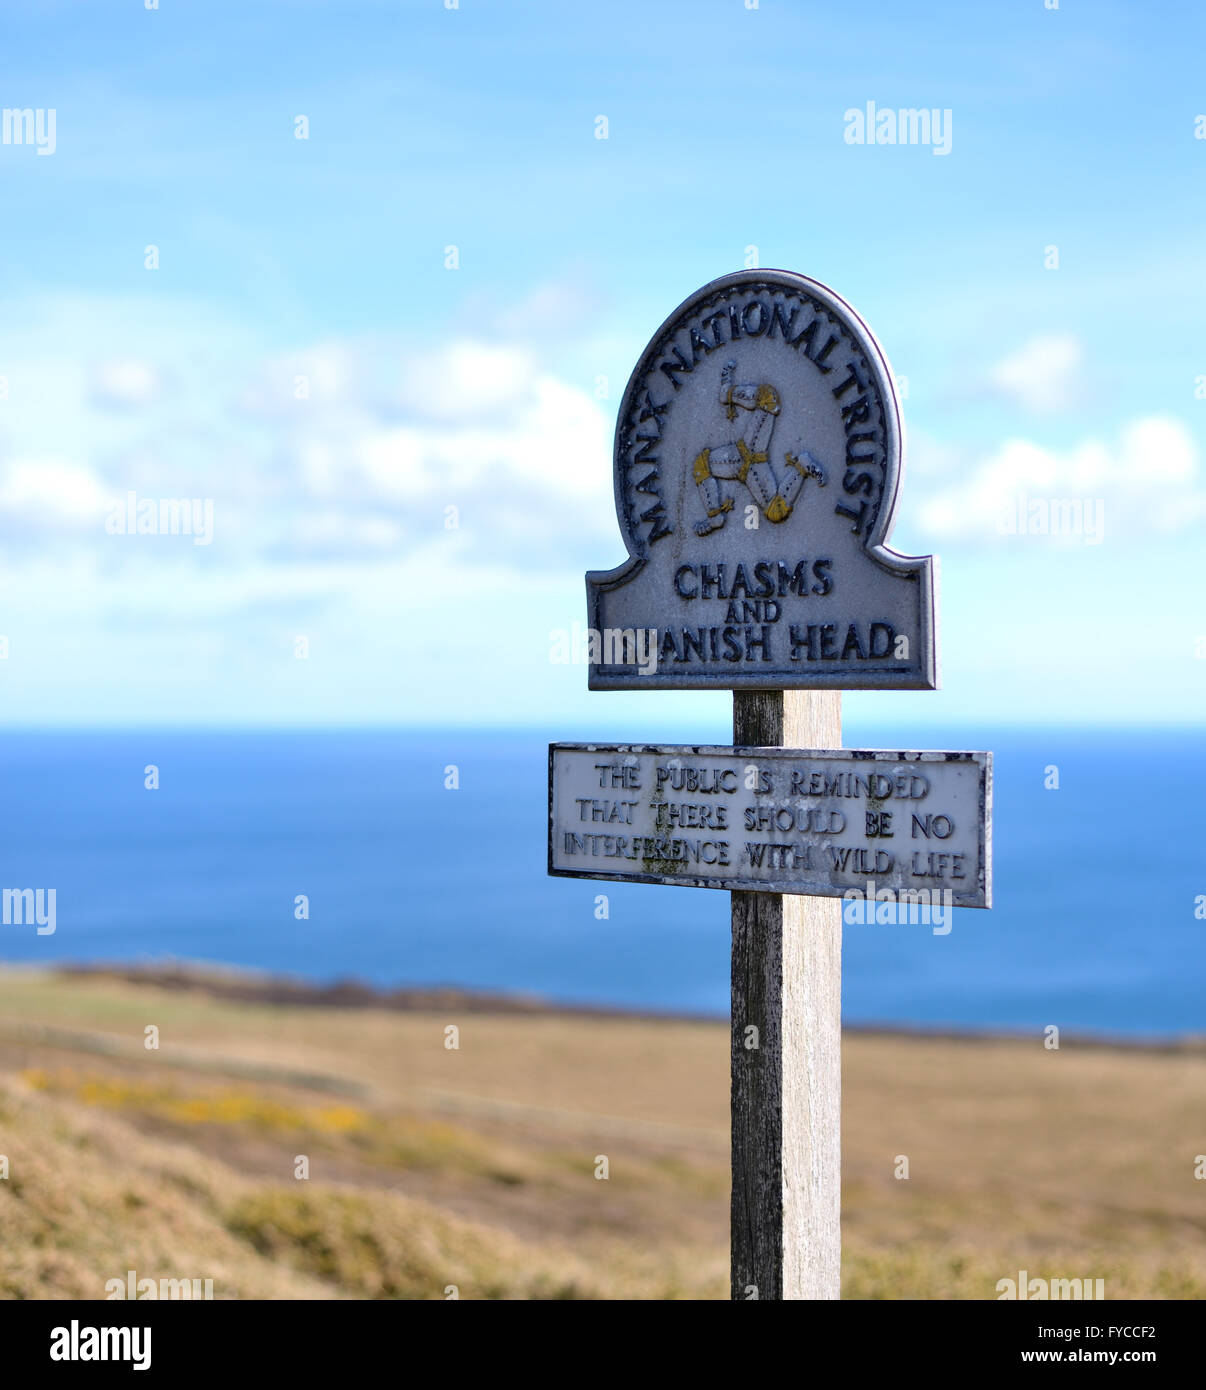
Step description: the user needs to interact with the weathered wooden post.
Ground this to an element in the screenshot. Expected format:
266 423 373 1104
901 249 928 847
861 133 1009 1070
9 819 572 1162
548 269 991 1300
731 688 841 1300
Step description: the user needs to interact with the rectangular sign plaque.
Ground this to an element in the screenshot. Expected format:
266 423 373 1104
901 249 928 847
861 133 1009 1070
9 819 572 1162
549 743 991 908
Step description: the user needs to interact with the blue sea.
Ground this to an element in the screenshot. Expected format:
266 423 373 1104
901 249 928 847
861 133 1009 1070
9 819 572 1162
0 727 1201 1038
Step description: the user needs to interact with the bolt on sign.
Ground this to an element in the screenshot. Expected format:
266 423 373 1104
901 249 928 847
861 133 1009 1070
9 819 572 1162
587 269 936 689
548 269 993 1302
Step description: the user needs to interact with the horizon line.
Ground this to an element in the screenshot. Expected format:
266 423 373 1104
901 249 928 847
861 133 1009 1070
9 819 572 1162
0 718 1198 734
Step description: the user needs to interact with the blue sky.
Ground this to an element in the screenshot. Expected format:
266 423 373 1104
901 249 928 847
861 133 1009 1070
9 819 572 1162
0 0 1202 729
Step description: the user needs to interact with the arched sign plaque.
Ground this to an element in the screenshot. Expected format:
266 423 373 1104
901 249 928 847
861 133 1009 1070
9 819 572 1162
587 269 937 690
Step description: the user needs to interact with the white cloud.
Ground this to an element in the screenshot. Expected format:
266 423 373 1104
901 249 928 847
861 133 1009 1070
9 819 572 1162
492 278 603 342
92 359 162 408
262 336 616 561
287 512 404 556
0 314 619 580
987 334 1085 413
0 457 108 528
0 288 1202 725
913 415 1205 541
398 341 536 421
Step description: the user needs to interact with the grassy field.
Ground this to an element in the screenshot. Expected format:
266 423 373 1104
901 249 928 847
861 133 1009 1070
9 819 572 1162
0 965 1202 1300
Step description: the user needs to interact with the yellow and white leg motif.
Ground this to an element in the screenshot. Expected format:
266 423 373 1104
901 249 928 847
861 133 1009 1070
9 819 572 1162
693 448 734 535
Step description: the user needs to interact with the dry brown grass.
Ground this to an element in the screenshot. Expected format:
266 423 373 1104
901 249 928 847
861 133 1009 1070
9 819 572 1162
0 967 1202 1299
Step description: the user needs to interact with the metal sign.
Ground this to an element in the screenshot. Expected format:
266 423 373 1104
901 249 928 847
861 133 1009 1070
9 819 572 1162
549 743 990 908
587 269 937 690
